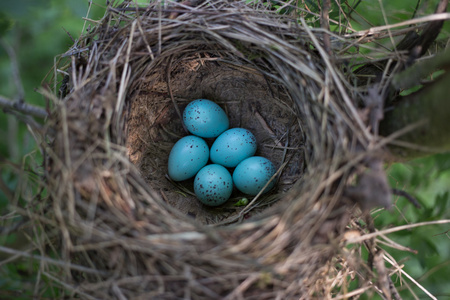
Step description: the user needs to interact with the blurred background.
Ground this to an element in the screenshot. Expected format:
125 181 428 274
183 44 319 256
0 1 449 299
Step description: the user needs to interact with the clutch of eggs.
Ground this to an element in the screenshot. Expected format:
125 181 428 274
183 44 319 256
168 99 276 206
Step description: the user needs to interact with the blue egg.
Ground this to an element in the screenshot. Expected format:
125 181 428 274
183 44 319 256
233 156 276 195
168 136 209 181
194 164 233 206
210 128 257 168
183 99 229 138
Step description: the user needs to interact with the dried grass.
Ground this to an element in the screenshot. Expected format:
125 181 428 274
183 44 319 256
3 0 448 299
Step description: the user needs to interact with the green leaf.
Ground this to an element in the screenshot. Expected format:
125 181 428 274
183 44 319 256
416 238 440 268
433 152 450 173
234 197 249 207
433 191 449 218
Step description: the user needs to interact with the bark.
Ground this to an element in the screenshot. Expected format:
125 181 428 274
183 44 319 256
0 95 48 119
380 69 450 160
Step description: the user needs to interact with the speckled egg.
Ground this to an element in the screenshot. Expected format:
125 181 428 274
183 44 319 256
183 99 229 138
233 156 276 195
210 128 257 168
168 136 209 181
194 164 233 206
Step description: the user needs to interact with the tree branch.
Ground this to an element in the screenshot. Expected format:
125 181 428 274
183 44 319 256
0 95 48 119
354 0 448 87
0 40 25 102
380 70 450 159
391 48 450 91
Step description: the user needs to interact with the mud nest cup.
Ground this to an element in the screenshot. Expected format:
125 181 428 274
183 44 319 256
42 1 386 299
129 51 306 224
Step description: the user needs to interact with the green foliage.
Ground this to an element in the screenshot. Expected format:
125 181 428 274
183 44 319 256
0 12 14 38
0 0 104 296
373 154 450 299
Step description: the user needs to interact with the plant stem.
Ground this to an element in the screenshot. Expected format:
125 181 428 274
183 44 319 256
0 95 48 119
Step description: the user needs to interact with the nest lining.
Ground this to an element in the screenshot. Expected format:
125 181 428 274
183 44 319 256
127 53 305 224
34 1 396 299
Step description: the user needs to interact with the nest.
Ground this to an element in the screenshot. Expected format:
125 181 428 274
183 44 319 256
21 1 436 299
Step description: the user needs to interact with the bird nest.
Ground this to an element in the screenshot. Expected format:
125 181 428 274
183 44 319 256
20 1 439 299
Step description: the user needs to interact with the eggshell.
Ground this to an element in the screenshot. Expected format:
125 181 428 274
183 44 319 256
168 136 209 181
194 164 233 206
210 128 257 168
233 156 276 195
183 99 229 138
